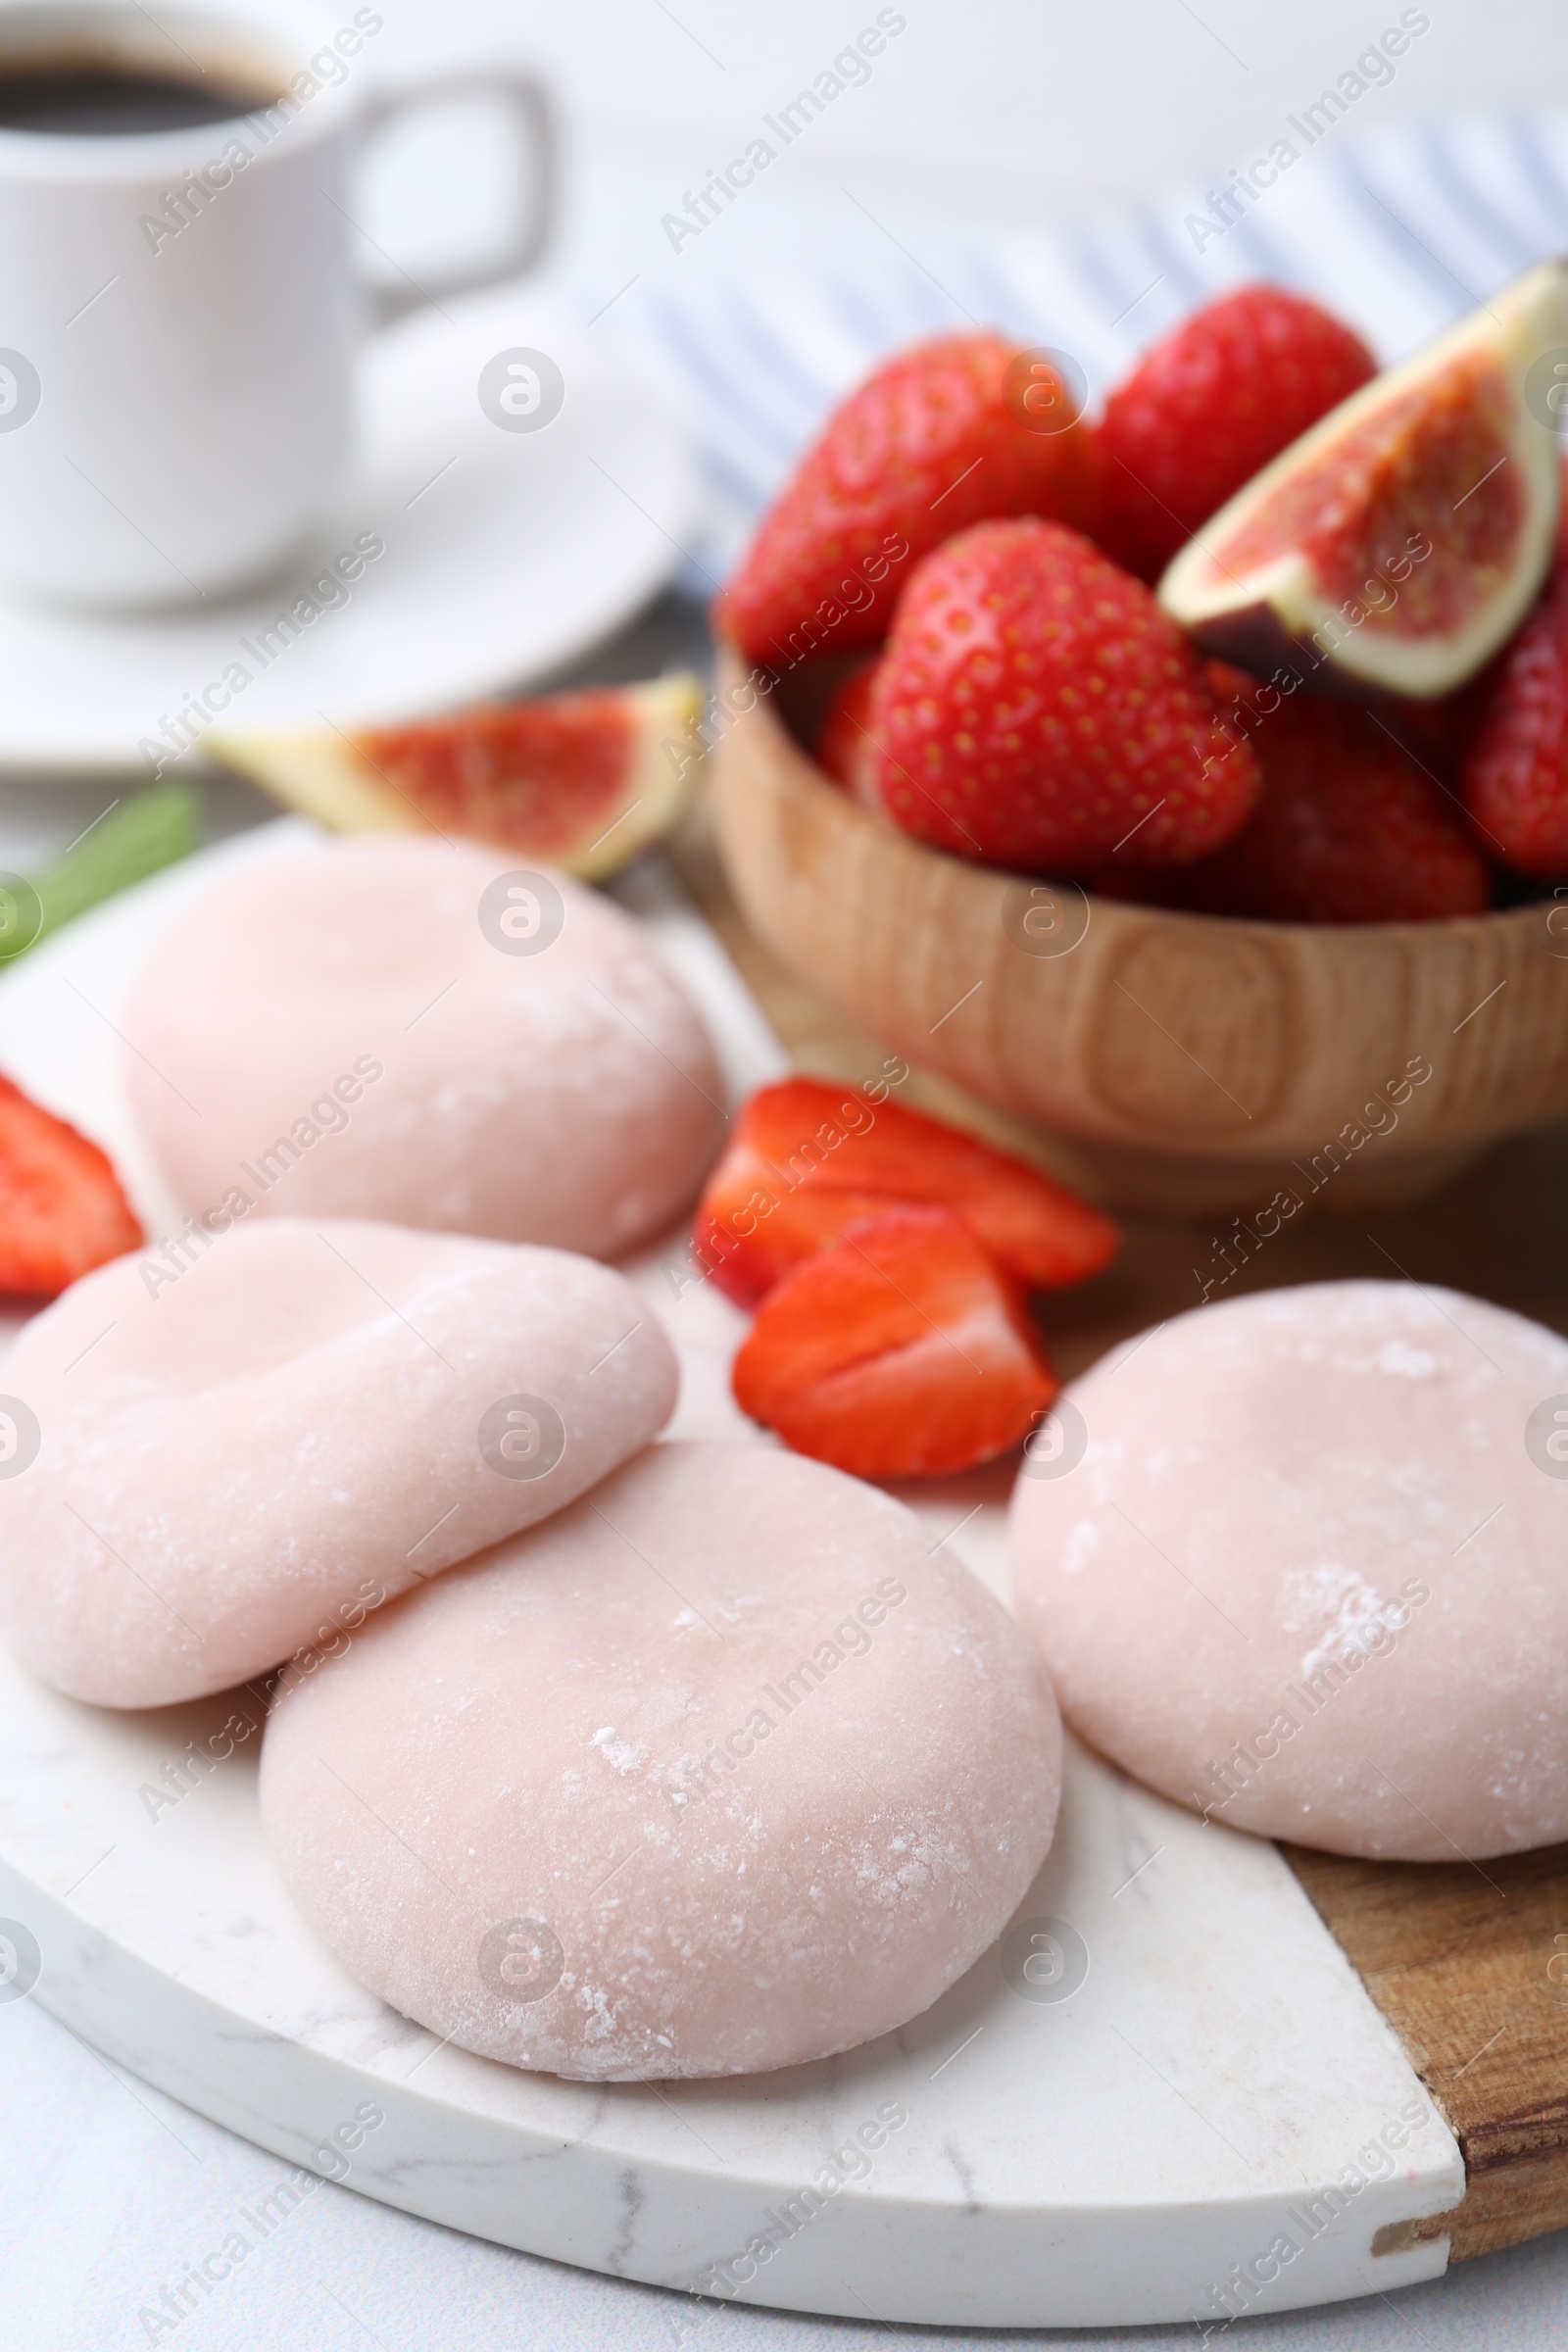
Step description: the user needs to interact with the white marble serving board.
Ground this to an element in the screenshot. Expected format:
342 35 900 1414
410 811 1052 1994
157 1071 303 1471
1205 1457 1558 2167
0 825 1464 2329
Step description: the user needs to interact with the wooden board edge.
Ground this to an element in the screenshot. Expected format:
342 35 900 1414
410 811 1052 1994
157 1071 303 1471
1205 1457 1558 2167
1282 1843 1568 2262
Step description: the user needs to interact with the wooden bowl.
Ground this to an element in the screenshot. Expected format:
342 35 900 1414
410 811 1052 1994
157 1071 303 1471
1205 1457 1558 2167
709 647 1568 1218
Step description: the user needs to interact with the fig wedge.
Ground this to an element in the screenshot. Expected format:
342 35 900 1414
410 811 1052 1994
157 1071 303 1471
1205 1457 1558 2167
1159 259 1568 698
204 673 705 881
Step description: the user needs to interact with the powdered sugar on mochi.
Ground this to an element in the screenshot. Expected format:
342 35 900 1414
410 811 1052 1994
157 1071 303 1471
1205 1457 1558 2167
1010 1281 1568 1861
0 1217 676 1707
260 1441 1061 2081
121 835 724 1259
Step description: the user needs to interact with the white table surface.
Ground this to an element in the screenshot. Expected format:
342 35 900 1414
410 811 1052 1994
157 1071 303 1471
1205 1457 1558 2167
4 1984 1568 2351
5 4 1568 2339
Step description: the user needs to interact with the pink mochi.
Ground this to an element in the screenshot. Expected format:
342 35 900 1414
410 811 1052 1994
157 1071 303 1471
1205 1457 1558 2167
260 1441 1062 2081
1010 1280 1568 1861
0 1218 676 1708
122 835 724 1259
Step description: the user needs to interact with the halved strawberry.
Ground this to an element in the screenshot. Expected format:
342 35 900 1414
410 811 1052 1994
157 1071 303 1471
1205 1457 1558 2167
0 1073 142 1296
693 1077 1117 1308
732 1205 1057 1478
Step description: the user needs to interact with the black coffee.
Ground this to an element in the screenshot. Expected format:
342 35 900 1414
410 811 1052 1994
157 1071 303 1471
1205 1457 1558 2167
0 62 278 135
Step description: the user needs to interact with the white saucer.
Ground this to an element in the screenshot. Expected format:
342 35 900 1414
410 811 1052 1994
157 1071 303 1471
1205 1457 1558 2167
0 288 698 774
0 829 1462 2328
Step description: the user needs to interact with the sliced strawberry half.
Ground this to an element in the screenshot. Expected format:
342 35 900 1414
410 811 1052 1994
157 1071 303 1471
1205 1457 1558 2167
732 1205 1058 1478
204 674 705 882
0 1073 142 1297
693 1076 1118 1308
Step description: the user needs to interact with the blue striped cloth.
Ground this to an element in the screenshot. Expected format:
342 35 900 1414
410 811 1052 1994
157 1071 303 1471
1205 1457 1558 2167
599 113 1568 596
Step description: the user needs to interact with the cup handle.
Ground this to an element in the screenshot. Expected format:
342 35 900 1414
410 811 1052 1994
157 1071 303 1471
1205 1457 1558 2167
354 70 555 325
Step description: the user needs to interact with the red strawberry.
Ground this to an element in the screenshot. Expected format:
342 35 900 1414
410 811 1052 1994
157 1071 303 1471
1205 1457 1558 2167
715 332 1090 666
1460 500 1568 874
813 661 880 800
1091 285 1376 583
0 1072 142 1296
731 1205 1057 1478
1099 681 1491 922
863 518 1261 871
693 1076 1117 1308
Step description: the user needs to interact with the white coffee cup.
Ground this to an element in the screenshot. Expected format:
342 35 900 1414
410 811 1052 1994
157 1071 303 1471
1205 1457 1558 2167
0 1 553 609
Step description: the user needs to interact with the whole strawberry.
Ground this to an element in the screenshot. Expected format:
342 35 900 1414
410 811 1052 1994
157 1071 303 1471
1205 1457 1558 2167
863 517 1261 872
1100 681 1492 922
716 332 1090 665
1091 285 1376 583
1460 504 1568 874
